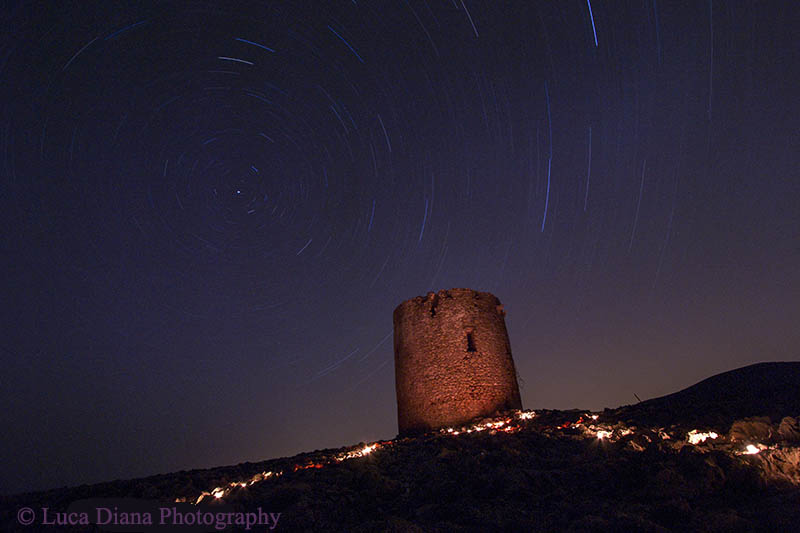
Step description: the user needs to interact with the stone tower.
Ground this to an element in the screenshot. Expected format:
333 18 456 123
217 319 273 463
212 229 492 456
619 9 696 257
393 288 522 435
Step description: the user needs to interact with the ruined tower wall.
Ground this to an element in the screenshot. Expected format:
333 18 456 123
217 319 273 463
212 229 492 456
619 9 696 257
393 288 522 435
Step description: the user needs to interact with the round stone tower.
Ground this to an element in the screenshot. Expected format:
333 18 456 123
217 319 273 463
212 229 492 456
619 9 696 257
393 288 522 435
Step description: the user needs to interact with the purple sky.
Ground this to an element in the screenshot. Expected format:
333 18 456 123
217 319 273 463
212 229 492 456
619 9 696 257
1 1 798 494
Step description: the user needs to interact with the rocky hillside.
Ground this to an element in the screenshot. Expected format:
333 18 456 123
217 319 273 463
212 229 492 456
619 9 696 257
2 363 800 532
607 362 800 430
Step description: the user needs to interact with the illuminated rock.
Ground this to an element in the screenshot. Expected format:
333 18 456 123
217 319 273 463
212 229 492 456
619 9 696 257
778 416 800 443
730 416 773 443
393 288 522 435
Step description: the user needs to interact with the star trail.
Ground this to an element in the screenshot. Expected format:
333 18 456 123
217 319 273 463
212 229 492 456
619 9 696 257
1 1 797 495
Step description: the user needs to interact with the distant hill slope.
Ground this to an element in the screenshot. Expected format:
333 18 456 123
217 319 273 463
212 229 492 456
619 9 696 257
607 362 800 430
3 362 800 532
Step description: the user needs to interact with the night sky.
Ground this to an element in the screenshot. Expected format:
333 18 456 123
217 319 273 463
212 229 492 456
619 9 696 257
1 1 798 495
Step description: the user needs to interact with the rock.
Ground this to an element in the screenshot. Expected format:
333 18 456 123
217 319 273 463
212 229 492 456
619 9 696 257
701 509 750 533
729 417 773 443
626 439 646 452
778 417 800 443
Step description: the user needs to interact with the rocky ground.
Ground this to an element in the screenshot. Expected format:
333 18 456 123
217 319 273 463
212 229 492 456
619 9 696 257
3 362 800 532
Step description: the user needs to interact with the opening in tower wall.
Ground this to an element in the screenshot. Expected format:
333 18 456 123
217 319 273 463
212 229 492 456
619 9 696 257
466 331 476 352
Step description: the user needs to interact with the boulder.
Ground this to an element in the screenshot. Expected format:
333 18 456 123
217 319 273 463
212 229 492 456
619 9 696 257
729 417 773 443
778 417 800 443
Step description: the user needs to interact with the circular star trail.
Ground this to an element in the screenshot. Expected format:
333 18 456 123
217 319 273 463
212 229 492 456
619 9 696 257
1 1 797 494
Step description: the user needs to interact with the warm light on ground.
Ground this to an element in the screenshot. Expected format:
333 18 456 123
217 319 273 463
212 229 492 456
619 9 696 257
687 430 719 444
743 444 761 455
181 410 798 505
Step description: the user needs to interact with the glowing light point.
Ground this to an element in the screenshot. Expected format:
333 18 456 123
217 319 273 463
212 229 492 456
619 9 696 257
744 444 761 455
361 443 377 455
687 430 719 445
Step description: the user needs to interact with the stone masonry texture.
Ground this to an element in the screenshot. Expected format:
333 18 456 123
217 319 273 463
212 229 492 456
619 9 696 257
393 288 522 435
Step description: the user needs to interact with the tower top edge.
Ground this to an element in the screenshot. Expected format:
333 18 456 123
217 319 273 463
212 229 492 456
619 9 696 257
393 288 502 316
